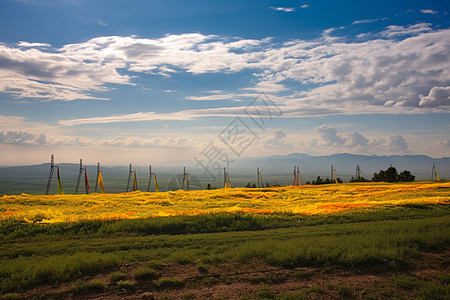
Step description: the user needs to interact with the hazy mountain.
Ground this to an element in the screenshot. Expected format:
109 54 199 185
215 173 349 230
232 153 449 179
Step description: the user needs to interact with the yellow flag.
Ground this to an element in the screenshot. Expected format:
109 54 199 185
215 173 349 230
133 172 138 191
98 171 105 193
435 168 440 181
57 166 64 195
154 173 160 192
185 173 190 191
334 170 338 184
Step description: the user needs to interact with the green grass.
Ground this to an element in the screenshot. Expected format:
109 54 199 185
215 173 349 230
110 271 127 283
71 279 107 295
1 205 449 240
0 206 449 293
115 280 136 291
133 266 160 281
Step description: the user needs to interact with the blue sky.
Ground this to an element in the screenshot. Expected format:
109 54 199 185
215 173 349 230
0 0 449 167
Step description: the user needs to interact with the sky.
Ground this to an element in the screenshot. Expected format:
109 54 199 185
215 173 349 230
0 0 449 168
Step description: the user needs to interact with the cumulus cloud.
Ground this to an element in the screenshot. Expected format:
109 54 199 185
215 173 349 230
347 131 369 148
300 4 309 8
0 131 47 145
1 33 267 101
431 139 450 148
1 25 449 118
314 126 409 154
0 43 131 100
316 125 346 145
419 86 450 107
274 130 286 140
388 135 408 152
270 6 296 12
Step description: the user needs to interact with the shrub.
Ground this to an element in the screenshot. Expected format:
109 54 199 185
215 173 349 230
71 279 106 295
134 267 159 281
417 282 449 300
110 271 127 284
255 284 274 299
334 284 353 298
1 293 21 300
155 277 184 289
196 262 209 274
116 280 136 291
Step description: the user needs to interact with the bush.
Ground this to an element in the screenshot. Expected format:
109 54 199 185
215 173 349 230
134 267 159 281
155 277 184 289
334 284 353 298
1 293 21 300
116 280 135 291
110 271 127 283
418 282 449 300
71 279 106 295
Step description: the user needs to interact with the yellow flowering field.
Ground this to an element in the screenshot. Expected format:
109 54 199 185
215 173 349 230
1 181 449 223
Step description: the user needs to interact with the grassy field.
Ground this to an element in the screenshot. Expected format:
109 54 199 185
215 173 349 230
0 182 449 299
2 181 449 223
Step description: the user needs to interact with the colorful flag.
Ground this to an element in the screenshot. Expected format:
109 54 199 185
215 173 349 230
84 170 91 194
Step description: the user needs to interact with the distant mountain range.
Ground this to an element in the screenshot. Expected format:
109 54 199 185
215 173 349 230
232 153 450 179
0 153 448 195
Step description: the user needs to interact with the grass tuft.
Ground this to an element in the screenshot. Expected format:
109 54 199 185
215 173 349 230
71 279 106 295
134 266 160 281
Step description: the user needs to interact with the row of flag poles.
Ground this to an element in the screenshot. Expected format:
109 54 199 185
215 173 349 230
45 155 443 195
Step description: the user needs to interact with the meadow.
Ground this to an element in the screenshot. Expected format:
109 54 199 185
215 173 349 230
0 181 449 299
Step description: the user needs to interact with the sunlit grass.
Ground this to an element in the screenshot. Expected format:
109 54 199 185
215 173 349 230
1 181 449 223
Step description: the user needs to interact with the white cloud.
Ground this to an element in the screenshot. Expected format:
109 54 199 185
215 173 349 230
419 86 450 107
102 136 193 148
388 135 408 152
1 33 267 101
185 93 236 101
274 130 286 140
352 18 387 25
316 125 346 145
17 41 51 47
0 131 47 145
98 20 107 27
421 9 438 15
347 131 369 148
430 139 450 148
300 4 309 9
1 26 449 118
0 44 131 100
59 111 197 126
240 82 288 93
270 6 296 12
313 126 409 154
379 23 433 37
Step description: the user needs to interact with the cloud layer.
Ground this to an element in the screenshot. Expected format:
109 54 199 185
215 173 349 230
0 25 449 117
